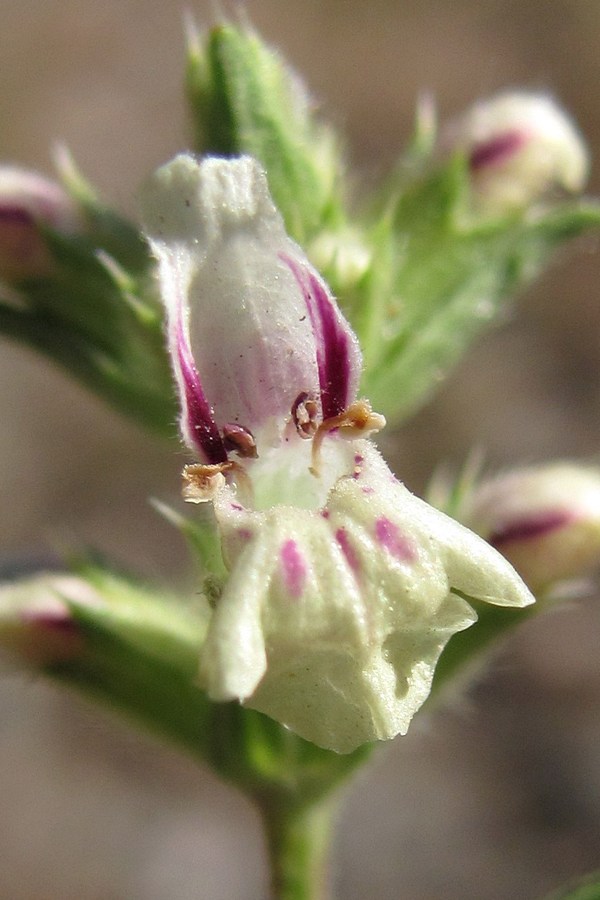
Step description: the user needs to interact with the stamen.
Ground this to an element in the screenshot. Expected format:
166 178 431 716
310 399 386 476
222 423 258 459
182 459 253 504
291 391 320 438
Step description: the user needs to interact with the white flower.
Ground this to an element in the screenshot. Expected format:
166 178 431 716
140 154 533 753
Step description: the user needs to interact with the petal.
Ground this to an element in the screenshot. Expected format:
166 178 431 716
198 442 533 753
279 254 360 419
333 443 535 610
140 154 361 457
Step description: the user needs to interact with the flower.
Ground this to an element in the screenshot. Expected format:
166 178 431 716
446 91 589 214
0 165 81 282
140 154 533 753
463 462 600 593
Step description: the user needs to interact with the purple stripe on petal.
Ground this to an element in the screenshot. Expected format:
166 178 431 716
280 539 307 599
335 527 360 574
488 510 574 548
175 315 227 463
22 609 79 637
469 130 528 171
280 254 358 419
375 516 417 562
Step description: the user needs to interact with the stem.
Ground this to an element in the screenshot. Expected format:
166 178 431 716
258 796 338 900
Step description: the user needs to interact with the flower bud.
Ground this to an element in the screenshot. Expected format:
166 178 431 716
0 165 81 282
463 463 600 592
447 92 589 213
308 228 371 289
0 574 99 665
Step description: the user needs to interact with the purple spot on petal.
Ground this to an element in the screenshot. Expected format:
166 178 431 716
375 516 417 562
352 453 365 480
336 527 360 574
230 503 243 512
362 486 375 495
280 539 307 599
320 509 330 519
469 129 528 171
237 528 253 541
489 510 574 549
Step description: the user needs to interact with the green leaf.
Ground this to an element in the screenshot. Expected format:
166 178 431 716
358 155 600 422
0 220 176 435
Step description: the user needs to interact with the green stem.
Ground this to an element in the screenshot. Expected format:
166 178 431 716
258 796 338 900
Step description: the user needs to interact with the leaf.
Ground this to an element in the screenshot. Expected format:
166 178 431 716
358 155 600 422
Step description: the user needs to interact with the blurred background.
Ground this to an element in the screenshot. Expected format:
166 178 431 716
1 1 600 897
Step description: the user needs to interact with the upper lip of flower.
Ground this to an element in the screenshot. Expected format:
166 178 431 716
139 153 362 469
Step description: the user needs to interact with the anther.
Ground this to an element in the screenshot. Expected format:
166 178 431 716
310 399 386 476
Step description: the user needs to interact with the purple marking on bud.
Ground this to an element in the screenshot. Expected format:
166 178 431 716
469 129 528 172
0 206 51 280
335 527 360 574
280 539 307 599
280 254 358 419
488 509 574 549
237 528 253 541
320 508 330 519
19 608 84 663
0 206 34 226
374 516 417 562
23 609 79 637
